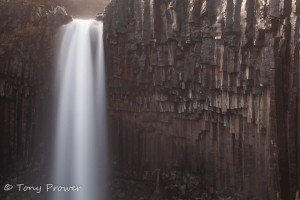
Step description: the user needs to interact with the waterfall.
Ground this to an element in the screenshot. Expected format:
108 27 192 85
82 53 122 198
53 19 108 200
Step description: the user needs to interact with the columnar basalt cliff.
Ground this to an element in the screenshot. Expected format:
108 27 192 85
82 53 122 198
104 0 300 199
0 0 71 192
0 0 299 199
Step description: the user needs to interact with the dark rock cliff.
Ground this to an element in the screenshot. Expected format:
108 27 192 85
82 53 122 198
104 0 300 199
0 0 71 196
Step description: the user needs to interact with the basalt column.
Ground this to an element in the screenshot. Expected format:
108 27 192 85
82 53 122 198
104 0 300 199
0 0 71 184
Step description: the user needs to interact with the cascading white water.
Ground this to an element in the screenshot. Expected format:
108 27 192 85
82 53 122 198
53 19 108 200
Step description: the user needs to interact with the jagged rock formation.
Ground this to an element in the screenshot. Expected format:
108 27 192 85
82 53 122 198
104 0 300 199
0 0 71 189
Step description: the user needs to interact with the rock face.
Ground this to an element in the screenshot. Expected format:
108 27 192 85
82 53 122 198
0 0 71 188
104 0 300 199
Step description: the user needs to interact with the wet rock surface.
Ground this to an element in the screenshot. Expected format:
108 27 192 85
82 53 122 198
104 0 300 199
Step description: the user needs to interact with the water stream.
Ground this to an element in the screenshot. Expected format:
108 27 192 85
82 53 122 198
53 19 108 200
